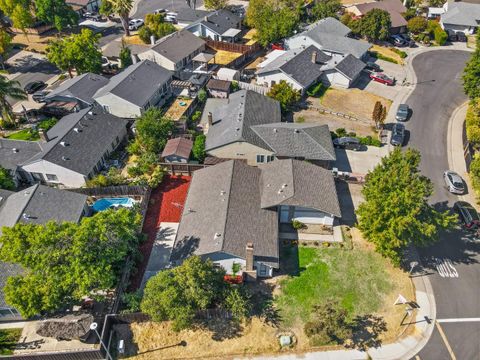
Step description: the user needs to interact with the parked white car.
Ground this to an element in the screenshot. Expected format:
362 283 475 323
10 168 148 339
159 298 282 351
444 170 465 194
128 19 144 30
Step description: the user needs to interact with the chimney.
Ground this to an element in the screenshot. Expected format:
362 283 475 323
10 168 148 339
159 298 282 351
208 112 213 127
245 242 257 281
311 51 317 64
39 129 49 142
150 35 156 45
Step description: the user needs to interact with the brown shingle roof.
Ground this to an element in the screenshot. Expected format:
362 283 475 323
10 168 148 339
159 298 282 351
207 79 231 92
355 0 407 28
162 137 193 159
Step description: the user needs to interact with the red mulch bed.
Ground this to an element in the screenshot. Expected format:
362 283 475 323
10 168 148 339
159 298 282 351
129 175 191 290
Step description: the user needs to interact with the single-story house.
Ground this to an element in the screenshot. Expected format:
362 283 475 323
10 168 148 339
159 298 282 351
440 2 480 35
187 9 242 42
285 17 371 60
175 8 212 28
19 106 130 188
170 159 341 278
206 78 231 98
0 139 43 186
44 73 109 111
346 0 407 35
0 184 88 321
94 60 173 118
256 45 365 92
161 137 193 163
137 30 207 73
203 90 336 166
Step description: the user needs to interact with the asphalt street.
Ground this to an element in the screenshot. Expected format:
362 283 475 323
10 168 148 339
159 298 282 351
403 50 480 360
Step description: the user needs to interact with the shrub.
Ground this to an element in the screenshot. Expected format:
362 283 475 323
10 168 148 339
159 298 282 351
470 154 480 197
391 48 408 58
192 134 206 163
38 118 57 131
335 128 347 137
359 135 382 147
292 220 306 230
231 80 240 92
296 116 305 123
198 89 207 103
191 110 202 123
121 291 142 314
407 16 427 34
368 51 398 64
434 27 448 45
466 100 480 146
306 82 326 97
86 167 129 188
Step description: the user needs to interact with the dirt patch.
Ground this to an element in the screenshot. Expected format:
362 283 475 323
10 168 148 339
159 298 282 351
208 50 243 65
12 34 55 53
319 88 392 121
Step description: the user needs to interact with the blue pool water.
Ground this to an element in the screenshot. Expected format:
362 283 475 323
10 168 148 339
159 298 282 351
92 197 135 212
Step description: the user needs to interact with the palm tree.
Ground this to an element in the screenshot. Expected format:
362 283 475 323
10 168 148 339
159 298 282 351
0 75 27 127
102 0 133 37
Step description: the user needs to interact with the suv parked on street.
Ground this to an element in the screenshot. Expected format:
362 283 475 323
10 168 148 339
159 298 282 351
454 201 480 229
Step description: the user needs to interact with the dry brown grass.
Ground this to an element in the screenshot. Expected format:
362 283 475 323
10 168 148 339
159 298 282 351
209 50 243 65
12 33 56 53
320 87 392 121
371 44 405 65
123 35 147 45
164 98 194 121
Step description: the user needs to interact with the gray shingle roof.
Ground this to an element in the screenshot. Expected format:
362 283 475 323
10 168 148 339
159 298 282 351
251 123 336 161
24 106 129 175
200 9 241 35
335 54 365 80
176 8 212 23
150 30 206 64
171 160 279 267
260 159 341 217
306 17 352 37
45 73 109 105
0 139 42 171
441 2 480 27
257 46 329 88
205 90 282 151
94 60 172 107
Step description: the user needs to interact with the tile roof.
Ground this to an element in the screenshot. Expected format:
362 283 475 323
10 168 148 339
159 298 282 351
171 160 279 267
441 2 480 27
24 106 129 175
250 123 336 161
355 0 407 28
0 139 42 171
334 54 366 80
45 73 109 105
259 159 341 217
205 90 282 151
150 30 206 64
162 137 193 159
94 60 172 107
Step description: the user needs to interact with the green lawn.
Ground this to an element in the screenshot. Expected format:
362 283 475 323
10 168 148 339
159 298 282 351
0 328 21 355
6 129 39 141
275 246 394 326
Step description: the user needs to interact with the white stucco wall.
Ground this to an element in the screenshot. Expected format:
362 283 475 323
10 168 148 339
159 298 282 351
279 205 335 226
256 70 305 92
207 141 274 166
21 160 87 188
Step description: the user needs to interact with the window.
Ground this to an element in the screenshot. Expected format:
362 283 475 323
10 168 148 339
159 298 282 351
256 155 265 163
266 155 275 163
31 172 44 181
103 105 111 113
45 174 58 182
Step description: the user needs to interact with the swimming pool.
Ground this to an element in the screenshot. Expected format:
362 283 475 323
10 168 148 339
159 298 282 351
92 197 136 212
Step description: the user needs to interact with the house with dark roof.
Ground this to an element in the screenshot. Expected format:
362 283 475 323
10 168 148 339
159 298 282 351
0 184 88 321
346 0 407 34
203 90 336 166
440 2 480 35
0 139 43 185
19 106 129 188
137 30 207 73
171 159 341 277
186 9 242 42
44 73 109 112
206 78 231 98
285 17 371 59
161 137 193 163
94 60 173 118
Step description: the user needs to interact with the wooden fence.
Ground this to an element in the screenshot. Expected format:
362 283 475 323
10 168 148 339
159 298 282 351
160 162 210 176
205 39 261 54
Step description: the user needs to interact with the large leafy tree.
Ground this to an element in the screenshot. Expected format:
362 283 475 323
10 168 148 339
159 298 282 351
46 29 102 78
0 75 27 126
192 134 206 162
357 148 457 265
311 0 341 21
267 80 301 112
203 0 227 10
129 108 175 154
35 0 78 31
119 41 133 68
100 0 133 36
0 165 15 190
0 0 33 31
358 9 391 42
463 32 480 99
138 14 176 44
0 209 142 318
407 16 427 34
0 29 12 66
246 0 302 47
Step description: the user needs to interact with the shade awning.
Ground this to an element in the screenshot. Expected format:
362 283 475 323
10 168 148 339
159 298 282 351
192 52 216 63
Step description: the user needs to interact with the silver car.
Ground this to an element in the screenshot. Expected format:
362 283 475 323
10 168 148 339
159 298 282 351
444 170 465 194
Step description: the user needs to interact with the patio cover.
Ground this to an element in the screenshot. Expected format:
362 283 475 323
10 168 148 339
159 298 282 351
221 28 242 37
192 52 215 63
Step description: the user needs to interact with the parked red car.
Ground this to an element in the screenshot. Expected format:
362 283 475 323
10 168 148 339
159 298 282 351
271 42 284 51
369 72 395 86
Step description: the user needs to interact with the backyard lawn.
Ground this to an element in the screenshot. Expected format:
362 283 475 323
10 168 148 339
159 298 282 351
6 129 39 141
0 328 21 355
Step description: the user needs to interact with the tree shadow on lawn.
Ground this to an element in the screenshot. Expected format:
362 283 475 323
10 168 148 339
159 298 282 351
346 314 387 351
247 282 282 327
200 318 243 341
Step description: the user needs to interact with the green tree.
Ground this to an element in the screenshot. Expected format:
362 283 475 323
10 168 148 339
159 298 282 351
0 208 142 318
224 286 251 322
434 26 448 45
138 13 176 44
267 80 301 112
192 134 206 162
0 166 15 190
204 0 227 10
356 148 457 265
358 9 391 41
407 16 427 34
100 0 133 36
34 0 78 31
246 0 302 47
469 153 480 196
141 256 226 331
372 101 382 128
197 88 207 103
119 41 133 68
466 99 480 146
463 43 480 98
0 29 12 68
129 108 175 154
46 29 102 78
0 0 33 31
311 0 341 21
0 75 27 126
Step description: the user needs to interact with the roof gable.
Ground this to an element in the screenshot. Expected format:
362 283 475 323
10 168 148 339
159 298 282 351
150 30 206 63
45 73 109 105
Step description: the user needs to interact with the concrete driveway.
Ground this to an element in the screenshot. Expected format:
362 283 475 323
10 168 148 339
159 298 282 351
334 145 390 174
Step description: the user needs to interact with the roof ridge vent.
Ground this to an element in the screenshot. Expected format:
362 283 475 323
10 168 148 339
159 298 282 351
60 141 68 146
62 156 70 161
12 148 18 153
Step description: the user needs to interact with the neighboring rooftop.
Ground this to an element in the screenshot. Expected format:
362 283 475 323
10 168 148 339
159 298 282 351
162 137 193 159
355 0 407 28
250 123 336 161
149 30 206 64
176 8 212 23
93 60 172 107
45 73 109 105
0 139 42 171
334 54 366 80
441 2 480 26
206 78 231 92
102 42 149 59
205 90 282 151
200 9 241 35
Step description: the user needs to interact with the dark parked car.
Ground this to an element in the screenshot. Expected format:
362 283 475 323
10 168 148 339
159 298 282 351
390 35 406 47
399 33 415 47
32 90 49 103
454 201 480 229
370 72 395 86
390 123 405 146
457 32 467 42
333 137 362 151
395 104 410 121
24 81 47 94
365 62 382 72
